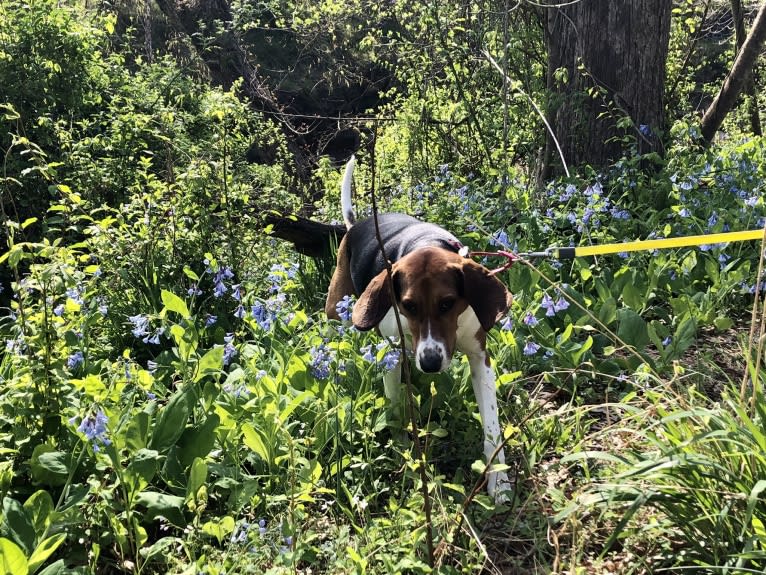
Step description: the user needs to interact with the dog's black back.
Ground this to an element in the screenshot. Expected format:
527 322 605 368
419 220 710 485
345 213 461 293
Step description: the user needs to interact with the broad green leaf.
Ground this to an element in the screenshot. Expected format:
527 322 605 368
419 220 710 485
125 449 160 497
23 491 54 537
149 386 193 453
0 537 28 575
671 317 697 357
617 309 649 350
572 336 593 363
1 497 34 554
125 411 150 451
597 297 617 325
27 533 66 574
177 414 219 468
242 424 270 463
134 491 186 526
161 289 190 319
621 281 643 311
194 346 224 383
279 391 314 423
186 457 208 502
201 516 235 545
37 559 68 575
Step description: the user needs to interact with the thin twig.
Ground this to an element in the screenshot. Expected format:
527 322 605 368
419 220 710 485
483 50 570 177
366 142 435 566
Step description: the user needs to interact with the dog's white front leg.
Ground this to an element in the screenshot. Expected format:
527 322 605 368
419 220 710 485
383 359 401 404
468 351 511 502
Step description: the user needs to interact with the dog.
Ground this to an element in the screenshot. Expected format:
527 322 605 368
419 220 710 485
325 157 513 500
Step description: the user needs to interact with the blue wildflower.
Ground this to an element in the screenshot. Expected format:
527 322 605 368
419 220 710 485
554 297 569 313
662 336 672 346
559 184 576 202
258 519 266 536
523 341 541 355
234 304 246 319
188 284 202 297
143 328 163 345
251 301 274 331
380 349 401 371
678 207 691 218
309 342 333 379
231 284 242 302
223 333 237 366
67 351 84 369
500 316 513 331
205 314 217 327
541 294 556 317
611 207 631 220
361 344 375 363
75 410 111 452
335 295 354 321
639 124 651 137
53 304 65 317
128 314 150 338
490 229 510 247
66 287 84 305
147 360 158 373
523 312 539 326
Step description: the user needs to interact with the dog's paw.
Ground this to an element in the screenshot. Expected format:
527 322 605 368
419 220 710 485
487 471 513 504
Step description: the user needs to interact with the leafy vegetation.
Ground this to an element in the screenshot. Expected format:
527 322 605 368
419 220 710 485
1 1 766 573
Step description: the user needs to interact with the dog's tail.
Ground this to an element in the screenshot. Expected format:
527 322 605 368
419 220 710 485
341 155 356 230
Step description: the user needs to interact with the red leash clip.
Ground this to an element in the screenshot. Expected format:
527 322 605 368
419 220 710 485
461 247 520 276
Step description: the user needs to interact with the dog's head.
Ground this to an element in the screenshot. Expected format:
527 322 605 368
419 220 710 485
352 247 513 373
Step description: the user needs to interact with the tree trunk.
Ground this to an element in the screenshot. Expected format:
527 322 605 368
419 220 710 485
546 0 672 171
724 0 762 136
700 1 766 143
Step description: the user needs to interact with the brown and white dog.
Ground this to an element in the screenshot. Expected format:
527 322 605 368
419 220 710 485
325 157 513 500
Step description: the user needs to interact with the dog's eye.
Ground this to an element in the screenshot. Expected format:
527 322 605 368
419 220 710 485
401 300 417 315
438 299 454 314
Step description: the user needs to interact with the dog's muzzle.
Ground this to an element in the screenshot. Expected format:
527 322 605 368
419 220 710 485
417 347 445 373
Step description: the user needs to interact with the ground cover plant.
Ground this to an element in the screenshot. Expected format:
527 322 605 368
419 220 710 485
2 1 766 574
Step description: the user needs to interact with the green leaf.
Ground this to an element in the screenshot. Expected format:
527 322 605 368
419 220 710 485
27 534 66 575
134 492 186 526
669 316 697 358
125 449 161 497
23 491 54 537
242 424 270 463
186 457 208 502
201 516 235 545
617 309 649 350
2 497 34 554
149 386 193 453
37 559 68 575
597 297 617 325
177 414 219 468
125 411 150 451
713 315 733 331
621 281 643 311
0 537 28 575
161 289 190 319
194 347 224 383
279 391 313 423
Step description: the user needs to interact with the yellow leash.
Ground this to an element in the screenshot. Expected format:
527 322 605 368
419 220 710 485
511 229 766 260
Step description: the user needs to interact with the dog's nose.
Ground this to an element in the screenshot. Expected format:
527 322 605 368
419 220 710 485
418 348 444 373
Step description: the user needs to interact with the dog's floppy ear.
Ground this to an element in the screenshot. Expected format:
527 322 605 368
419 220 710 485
352 268 396 330
461 260 513 331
